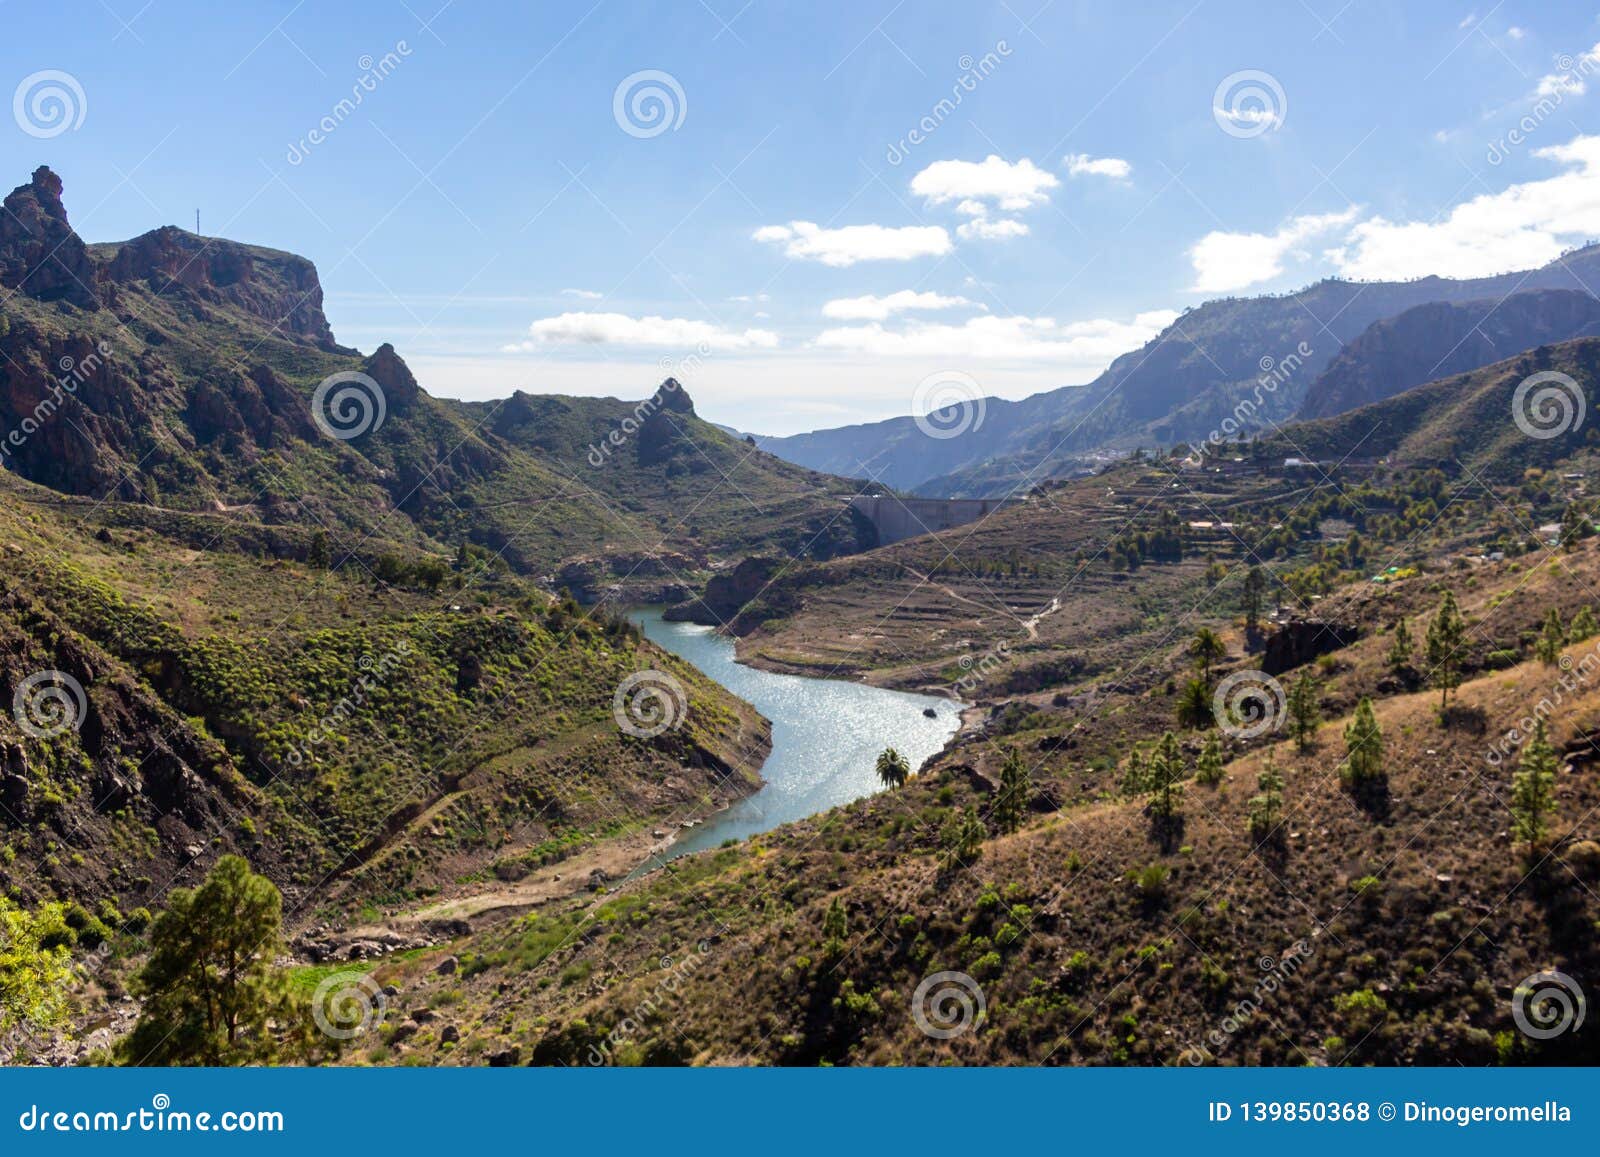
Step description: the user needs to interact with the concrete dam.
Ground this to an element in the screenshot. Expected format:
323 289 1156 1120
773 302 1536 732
848 494 1024 546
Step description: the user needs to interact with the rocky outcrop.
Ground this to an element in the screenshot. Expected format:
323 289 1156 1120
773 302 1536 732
665 555 782 627
1261 618 1359 675
103 225 340 350
0 166 341 348
0 167 100 308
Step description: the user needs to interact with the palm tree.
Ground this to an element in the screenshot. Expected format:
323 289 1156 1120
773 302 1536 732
875 747 911 789
1190 628 1226 686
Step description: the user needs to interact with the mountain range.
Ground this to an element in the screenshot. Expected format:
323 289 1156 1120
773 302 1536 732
758 249 1600 495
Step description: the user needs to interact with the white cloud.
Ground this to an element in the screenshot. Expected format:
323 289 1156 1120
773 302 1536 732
1332 135 1600 280
821 290 978 321
506 312 779 351
753 220 951 266
956 216 1030 241
1535 42 1600 98
1508 26 1526 40
560 287 603 300
814 310 1177 362
910 155 1059 212
1188 208 1359 293
1064 153 1132 179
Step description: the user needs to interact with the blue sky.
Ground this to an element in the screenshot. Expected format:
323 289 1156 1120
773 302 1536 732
7 1 1600 433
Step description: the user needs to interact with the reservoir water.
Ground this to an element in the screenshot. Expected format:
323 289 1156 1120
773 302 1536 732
631 608 962 863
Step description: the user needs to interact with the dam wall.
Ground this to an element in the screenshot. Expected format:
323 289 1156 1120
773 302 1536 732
848 495 1023 546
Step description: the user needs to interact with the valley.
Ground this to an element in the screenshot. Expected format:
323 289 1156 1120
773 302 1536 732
2 162 1597 1071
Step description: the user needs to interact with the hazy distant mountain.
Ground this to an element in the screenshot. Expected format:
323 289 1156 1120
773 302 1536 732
760 249 1600 497
1296 289 1600 420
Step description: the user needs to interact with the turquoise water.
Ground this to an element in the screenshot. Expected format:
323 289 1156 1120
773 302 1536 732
631 608 962 864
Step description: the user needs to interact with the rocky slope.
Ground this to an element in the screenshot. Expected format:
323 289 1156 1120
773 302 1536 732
1297 289 1600 420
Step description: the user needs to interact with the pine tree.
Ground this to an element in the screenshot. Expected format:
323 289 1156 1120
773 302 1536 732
1560 501 1593 551
1195 731 1225 786
1570 605 1599 643
1535 608 1566 667
1341 696 1384 789
1148 733 1187 817
821 896 848 955
1510 720 1559 851
307 530 330 569
118 857 307 1066
1387 617 1413 674
1243 565 1267 633
1425 590 1466 715
939 807 985 871
1289 670 1320 753
994 745 1031 834
1119 748 1149 796
875 747 911 789
1246 757 1285 842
